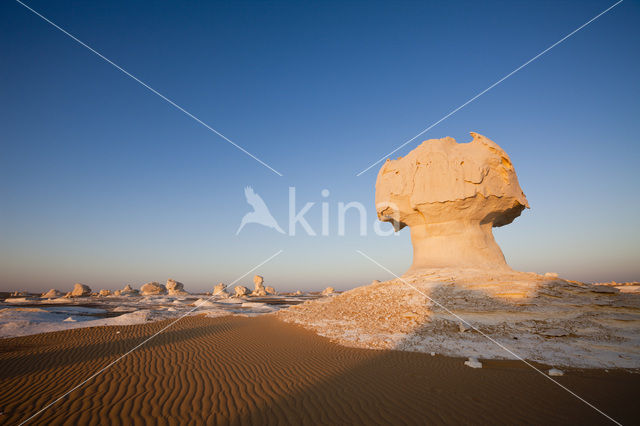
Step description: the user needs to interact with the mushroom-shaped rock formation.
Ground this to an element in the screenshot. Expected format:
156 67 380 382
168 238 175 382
70 283 92 297
41 289 62 299
376 133 529 272
213 283 229 298
140 282 167 296
166 279 189 296
234 286 250 298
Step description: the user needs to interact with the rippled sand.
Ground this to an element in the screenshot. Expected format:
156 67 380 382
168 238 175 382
0 315 637 424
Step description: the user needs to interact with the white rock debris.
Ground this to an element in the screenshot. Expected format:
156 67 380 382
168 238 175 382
548 368 564 376
464 357 482 369
277 270 640 368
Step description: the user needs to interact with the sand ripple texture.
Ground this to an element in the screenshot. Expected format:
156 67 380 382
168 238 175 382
0 315 638 425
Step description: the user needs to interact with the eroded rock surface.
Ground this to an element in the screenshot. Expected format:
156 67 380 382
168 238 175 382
252 275 267 296
120 284 139 296
234 286 250 298
70 283 92 297
278 134 639 368
278 270 640 368
140 282 167 296
376 133 528 272
166 279 189 296
213 283 230 298
41 289 62 299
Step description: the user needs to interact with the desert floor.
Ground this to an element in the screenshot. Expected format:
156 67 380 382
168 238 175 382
0 315 637 425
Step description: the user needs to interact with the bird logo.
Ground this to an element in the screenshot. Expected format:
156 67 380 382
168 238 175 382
236 186 285 235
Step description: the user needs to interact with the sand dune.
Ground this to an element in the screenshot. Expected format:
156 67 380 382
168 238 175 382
0 315 637 425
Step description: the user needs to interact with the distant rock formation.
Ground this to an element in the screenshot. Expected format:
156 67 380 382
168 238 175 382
140 282 167 296
322 287 335 295
120 284 139 296
213 283 229 298
166 279 189 296
99 289 111 297
252 275 267 296
70 283 92 297
376 132 528 272
41 289 62 299
265 286 276 295
234 286 250 297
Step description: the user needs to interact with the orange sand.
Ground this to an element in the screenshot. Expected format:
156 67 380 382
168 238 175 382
0 315 637 425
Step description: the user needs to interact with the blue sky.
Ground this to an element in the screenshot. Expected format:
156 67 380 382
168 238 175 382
1 0 639 292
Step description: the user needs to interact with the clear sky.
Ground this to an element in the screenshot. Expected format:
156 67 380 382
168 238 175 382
1 0 639 293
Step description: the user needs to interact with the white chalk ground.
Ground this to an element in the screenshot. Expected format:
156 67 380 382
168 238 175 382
4 276 639 369
277 269 640 369
0 294 315 339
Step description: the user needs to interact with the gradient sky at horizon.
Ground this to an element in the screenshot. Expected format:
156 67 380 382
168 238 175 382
1 0 639 292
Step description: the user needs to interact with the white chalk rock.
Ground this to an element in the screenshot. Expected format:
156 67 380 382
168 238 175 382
213 283 230 298
265 286 276 295
166 279 189 296
322 287 335 295
252 286 267 297
140 282 167 295
234 286 250 298
544 272 559 278
71 283 92 297
251 275 268 296
464 357 482 369
548 368 564 376
99 289 111 297
41 289 62 299
376 133 528 272
120 284 139 295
